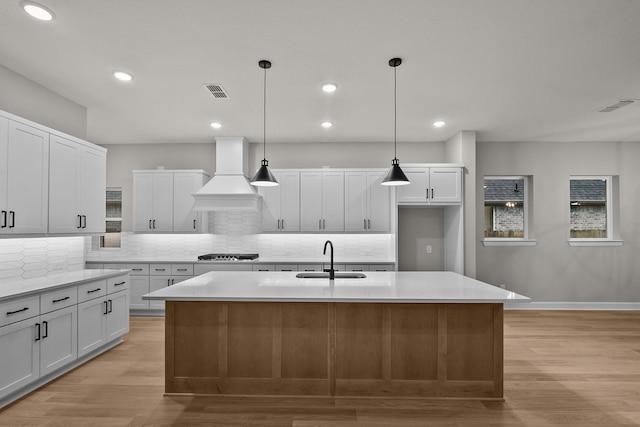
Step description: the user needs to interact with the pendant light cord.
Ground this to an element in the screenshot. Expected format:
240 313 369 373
393 63 397 159
263 64 267 160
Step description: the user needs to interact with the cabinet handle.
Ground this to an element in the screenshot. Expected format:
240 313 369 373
167 279 171 286
153 219 156 229
7 307 29 315
368 219 371 229
82 215 87 228
281 219 284 229
108 299 113 313
9 211 15 228
103 301 109 315
171 279 175 285
155 268 166 272
426 189 429 199
132 268 143 271
319 219 322 230
87 288 102 294
1 210 6 228
52 296 70 303
277 219 280 229
364 219 367 230
323 219 326 229
431 189 434 199
149 220 152 229
193 219 197 229
177 268 187 272
42 321 48 339
114 281 126 286
77 215 82 228
35 323 41 342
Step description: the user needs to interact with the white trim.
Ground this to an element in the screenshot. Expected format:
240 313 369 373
569 175 612 240
482 239 537 247
505 301 640 310
568 240 624 247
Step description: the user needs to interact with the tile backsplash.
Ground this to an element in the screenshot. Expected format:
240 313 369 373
0 237 85 281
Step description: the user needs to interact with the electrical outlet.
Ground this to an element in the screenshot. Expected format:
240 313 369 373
500 284 506 289
52 262 65 271
426 245 432 254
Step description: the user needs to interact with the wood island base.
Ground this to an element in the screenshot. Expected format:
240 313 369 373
165 301 503 399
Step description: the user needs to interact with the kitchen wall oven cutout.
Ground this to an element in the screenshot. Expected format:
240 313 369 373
482 176 536 247
568 176 622 246
100 187 122 248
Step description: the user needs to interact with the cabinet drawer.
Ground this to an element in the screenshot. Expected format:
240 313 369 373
344 264 370 272
0 295 40 327
150 264 171 276
40 286 77 314
253 264 275 272
77 280 107 303
171 264 193 276
107 275 130 294
297 264 323 272
127 264 149 275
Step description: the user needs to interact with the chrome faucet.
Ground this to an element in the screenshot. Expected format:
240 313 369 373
323 240 335 280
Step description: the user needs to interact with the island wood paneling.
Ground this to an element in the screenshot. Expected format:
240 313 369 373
165 301 503 399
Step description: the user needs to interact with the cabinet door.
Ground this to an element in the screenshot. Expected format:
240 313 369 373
152 173 174 231
48 135 80 233
367 172 390 232
321 172 344 231
279 172 300 232
40 306 77 377
4 120 49 234
77 298 107 357
173 172 201 232
429 168 462 204
0 117 7 224
106 290 129 341
133 173 155 232
129 276 150 310
396 168 429 204
344 172 367 232
258 178 281 232
79 146 106 232
299 172 323 231
0 317 39 399
149 276 171 309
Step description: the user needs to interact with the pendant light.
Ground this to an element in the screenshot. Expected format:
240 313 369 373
381 57 410 186
250 60 279 187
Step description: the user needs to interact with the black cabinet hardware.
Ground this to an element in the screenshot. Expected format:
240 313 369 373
149 219 152 229
103 301 108 315
152 219 156 229
35 323 41 342
193 219 196 229
52 296 70 303
42 321 48 339
7 307 29 315
87 288 101 294
108 299 113 313
2 210 7 228
9 211 15 228
81 215 87 228
114 281 126 286
77 214 82 228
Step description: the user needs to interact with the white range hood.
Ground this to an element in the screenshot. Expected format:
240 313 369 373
192 136 261 211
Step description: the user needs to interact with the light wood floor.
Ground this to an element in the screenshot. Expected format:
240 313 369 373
1 310 640 426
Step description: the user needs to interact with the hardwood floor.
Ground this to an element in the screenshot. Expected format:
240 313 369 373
1 310 640 426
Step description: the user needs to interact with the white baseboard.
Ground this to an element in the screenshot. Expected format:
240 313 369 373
505 301 640 310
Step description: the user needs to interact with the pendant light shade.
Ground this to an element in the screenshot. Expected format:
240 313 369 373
381 57 410 186
251 59 279 187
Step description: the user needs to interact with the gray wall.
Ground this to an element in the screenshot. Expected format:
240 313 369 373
397 207 445 271
0 64 87 139
102 140 447 232
476 141 639 302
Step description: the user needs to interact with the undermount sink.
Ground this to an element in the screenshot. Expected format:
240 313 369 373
295 272 367 279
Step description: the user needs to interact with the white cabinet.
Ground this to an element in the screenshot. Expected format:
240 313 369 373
397 166 462 205
0 317 40 398
345 170 390 232
39 305 77 377
300 171 344 232
48 134 106 234
0 118 49 235
259 171 300 232
133 170 209 233
78 288 129 358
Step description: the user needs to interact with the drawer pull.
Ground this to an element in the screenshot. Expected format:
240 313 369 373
87 288 102 294
177 268 188 272
155 268 166 272
7 307 29 315
132 268 143 271
114 281 126 286
52 296 70 303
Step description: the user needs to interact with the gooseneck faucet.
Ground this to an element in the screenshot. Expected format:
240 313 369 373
323 240 335 280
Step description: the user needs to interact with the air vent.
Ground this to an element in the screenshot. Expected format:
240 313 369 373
204 84 229 99
597 99 634 113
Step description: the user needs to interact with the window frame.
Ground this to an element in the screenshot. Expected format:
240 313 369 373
482 175 536 247
568 175 618 245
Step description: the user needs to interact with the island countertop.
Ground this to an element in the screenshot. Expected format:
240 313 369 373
142 271 529 303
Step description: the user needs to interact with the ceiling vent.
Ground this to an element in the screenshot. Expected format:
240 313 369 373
597 99 634 113
204 84 229 99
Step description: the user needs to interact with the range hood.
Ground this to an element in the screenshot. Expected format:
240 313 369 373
192 136 261 211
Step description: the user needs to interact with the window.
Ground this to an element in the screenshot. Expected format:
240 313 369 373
569 177 610 239
483 177 533 245
100 187 122 248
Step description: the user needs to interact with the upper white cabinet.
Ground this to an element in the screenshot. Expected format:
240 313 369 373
300 171 344 232
259 171 300 232
397 166 462 205
48 135 106 234
344 170 390 232
133 170 209 233
0 117 49 235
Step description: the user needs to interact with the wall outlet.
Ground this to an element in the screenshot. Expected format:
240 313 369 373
426 245 432 254
499 284 506 289
52 262 65 271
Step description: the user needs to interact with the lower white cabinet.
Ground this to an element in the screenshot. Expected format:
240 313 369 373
0 317 40 398
40 305 77 377
78 289 129 357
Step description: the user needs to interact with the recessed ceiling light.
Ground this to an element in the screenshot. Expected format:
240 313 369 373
21 1 55 20
322 83 337 93
433 120 446 128
321 121 333 128
210 122 222 129
113 71 133 82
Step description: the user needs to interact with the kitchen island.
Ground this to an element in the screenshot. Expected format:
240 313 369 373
143 271 529 400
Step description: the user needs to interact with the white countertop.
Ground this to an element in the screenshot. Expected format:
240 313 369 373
143 271 530 303
0 269 130 301
85 257 395 264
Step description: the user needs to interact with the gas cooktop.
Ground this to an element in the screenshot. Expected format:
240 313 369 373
197 253 259 261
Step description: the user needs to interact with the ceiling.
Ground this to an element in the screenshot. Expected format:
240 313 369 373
2 0 640 146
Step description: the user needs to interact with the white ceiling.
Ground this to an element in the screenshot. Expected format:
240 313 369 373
2 0 640 145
